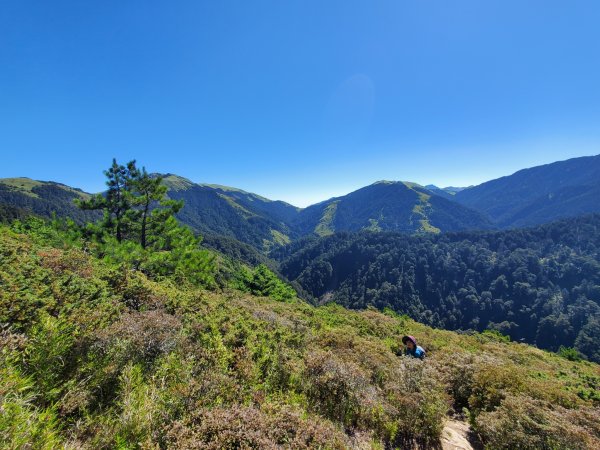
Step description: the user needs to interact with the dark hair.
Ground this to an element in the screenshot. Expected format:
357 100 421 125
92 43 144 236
402 335 417 346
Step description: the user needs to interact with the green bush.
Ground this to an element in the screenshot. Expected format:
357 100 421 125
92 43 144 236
0 343 64 449
558 345 582 362
235 264 296 301
304 349 370 427
481 329 511 343
24 315 76 405
472 395 600 449
467 359 525 414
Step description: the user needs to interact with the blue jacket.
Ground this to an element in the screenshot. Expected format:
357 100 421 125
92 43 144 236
404 345 426 359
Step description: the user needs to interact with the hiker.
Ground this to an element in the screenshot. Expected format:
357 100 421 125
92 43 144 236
402 335 425 359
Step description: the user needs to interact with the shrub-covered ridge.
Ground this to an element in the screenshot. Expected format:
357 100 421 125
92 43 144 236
1 222 599 449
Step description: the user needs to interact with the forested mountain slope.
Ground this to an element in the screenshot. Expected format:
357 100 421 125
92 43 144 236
292 181 493 236
162 174 299 251
455 154 600 227
274 214 600 362
165 177 494 246
0 177 99 224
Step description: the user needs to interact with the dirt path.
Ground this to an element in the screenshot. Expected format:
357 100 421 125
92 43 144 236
440 419 475 450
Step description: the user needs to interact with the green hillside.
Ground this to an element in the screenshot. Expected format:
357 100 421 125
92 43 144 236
3 154 600 253
161 174 298 252
292 181 494 236
157 176 495 249
1 219 599 449
1 175 495 254
0 177 99 224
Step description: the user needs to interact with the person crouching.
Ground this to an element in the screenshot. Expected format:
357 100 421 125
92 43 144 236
402 335 425 359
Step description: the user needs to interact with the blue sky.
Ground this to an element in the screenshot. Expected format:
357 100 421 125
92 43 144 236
1 1 599 207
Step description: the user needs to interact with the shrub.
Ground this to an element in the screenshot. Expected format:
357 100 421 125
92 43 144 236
236 264 296 301
558 345 582 362
384 357 449 444
433 352 477 410
467 358 525 414
165 404 351 449
37 247 93 278
0 347 64 449
23 315 76 405
481 329 511 343
93 310 183 368
472 395 600 449
74 309 185 413
304 349 372 427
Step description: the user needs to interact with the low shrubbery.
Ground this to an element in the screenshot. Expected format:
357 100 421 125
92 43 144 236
472 395 600 449
1 222 599 448
234 263 297 301
166 404 353 449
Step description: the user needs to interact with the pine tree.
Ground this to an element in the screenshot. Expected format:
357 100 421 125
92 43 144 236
77 158 134 242
76 158 216 288
128 165 183 249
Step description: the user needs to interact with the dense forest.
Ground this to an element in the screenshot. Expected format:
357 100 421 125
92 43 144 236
274 214 600 362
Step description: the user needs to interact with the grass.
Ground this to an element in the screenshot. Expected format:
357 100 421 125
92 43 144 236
161 174 195 191
0 177 92 200
270 229 291 246
315 200 339 236
404 183 442 234
0 177 44 197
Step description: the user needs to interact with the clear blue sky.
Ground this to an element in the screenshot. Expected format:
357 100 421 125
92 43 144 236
1 1 599 207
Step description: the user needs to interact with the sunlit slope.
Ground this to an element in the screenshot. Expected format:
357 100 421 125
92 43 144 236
0 177 98 224
292 181 494 236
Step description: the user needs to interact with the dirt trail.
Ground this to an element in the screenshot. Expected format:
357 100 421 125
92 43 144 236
440 419 475 450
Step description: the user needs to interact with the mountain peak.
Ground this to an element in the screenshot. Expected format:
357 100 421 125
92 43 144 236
371 180 399 185
159 174 195 191
370 180 425 189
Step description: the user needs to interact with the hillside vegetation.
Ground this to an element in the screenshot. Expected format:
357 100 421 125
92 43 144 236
162 174 299 252
164 177 494 250
275 214 600 363
0 178 100 225
4 154 600 254
281 181 493 238
1 219 599 449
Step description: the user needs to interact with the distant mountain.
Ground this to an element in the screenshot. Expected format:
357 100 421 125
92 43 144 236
454 154 600 227
161 174 299 252
12 153 600 252
0 177 99 223
425 184 466 200
291 181 493 236
162 177 494 247
0 175 495 250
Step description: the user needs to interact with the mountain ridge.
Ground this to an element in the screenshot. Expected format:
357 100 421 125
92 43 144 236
2 153 600 249
455 153 600 227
